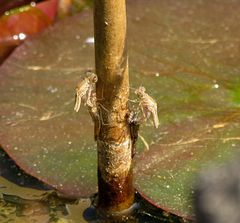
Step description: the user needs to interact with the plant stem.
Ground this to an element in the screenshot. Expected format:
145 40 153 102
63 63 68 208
94 0 134 214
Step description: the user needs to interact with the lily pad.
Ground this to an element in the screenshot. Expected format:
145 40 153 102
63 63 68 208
1 0 240 218
0 11 97 197
0 0 58 64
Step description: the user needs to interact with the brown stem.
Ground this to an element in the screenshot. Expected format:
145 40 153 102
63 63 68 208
94 0 134 214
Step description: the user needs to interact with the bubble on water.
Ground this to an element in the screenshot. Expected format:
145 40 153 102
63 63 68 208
19 33 26 40
31 2 36 7
13 35 18 40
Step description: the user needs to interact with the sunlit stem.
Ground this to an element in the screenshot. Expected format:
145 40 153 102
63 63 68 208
94 0 134 215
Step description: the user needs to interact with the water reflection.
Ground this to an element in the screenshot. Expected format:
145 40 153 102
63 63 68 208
0 192 190 223
0 147 190 222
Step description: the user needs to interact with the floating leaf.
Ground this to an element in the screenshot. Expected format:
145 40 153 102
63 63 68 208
1 0 240 218
0 11 97 198
0 0 58 64
36 0 58 22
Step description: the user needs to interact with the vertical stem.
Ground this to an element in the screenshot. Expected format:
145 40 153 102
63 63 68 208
94 0 134 214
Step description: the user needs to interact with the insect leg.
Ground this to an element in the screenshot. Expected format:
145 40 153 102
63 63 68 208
74 94 81 112
138 133 149 151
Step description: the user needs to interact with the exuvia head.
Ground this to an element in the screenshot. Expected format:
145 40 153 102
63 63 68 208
135 86 146 96
86 71 98 83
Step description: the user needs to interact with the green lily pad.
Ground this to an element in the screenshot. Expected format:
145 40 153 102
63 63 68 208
134 113 240 218
127 0 240 217
1 0 240 218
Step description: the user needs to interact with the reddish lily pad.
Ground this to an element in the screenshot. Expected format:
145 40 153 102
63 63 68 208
36 0 58 22
0 0 58 64
1 0 240 218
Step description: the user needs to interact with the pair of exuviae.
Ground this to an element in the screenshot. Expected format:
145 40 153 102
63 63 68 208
74 72 159 129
